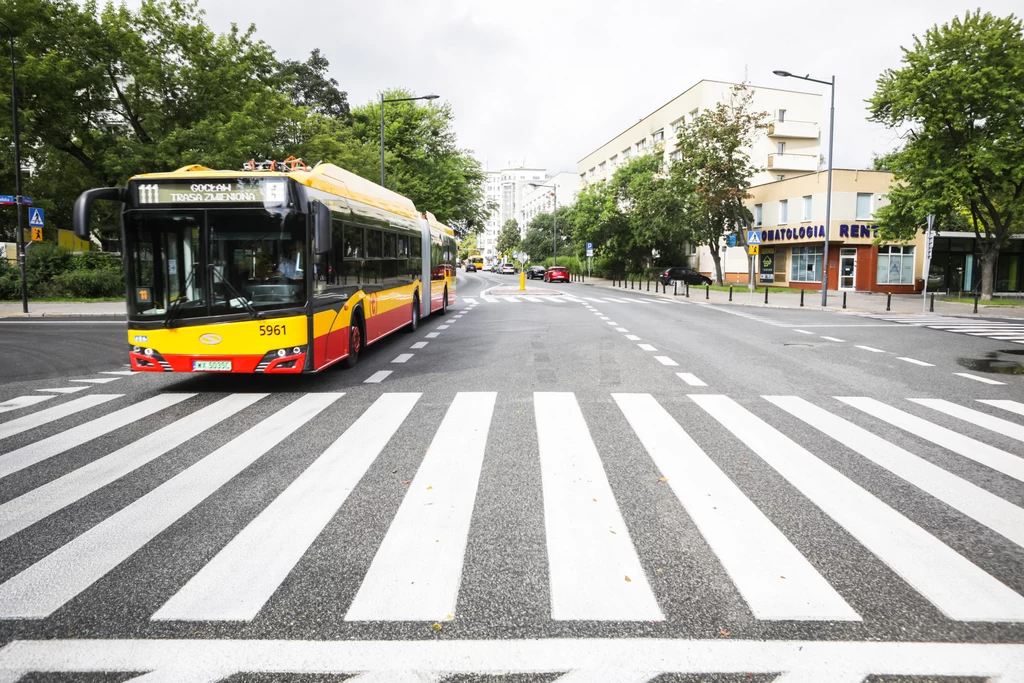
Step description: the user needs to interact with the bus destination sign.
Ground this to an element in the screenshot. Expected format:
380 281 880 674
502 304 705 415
136 179 287 205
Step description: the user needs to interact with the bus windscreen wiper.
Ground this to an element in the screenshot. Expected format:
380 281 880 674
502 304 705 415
163 268 196 328
218 276 263 320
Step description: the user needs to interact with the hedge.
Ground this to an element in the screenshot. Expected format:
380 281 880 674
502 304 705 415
0 243 124 300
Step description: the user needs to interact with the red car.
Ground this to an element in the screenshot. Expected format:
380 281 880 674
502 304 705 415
544 266 569 283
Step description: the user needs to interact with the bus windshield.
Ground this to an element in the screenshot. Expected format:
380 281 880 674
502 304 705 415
126 208 306 321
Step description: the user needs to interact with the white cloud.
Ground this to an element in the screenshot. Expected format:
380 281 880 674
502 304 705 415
199 0 1021 174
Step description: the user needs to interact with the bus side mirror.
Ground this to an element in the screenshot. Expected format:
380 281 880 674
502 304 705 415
72 187 125 239
313 201 332 254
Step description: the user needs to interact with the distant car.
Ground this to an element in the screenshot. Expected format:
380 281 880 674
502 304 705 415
659 266 712 286
526 265 546 280
465 263 477 272
544 266 569 283
500 263 516 275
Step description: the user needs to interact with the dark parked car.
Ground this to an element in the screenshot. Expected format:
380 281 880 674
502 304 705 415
659 267 712 286
465 263 477 272
526 265 546 280
544 266 569 283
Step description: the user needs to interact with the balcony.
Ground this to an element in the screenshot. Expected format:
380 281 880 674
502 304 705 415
767 153 818 172
767 120 819 139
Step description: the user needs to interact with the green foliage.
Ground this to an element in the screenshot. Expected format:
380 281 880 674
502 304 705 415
277 48 350 121
26 242 72 293
457 232 477 261
534 256 583 274
521 207 572 262
0 242 125 299
868 10 1024 298
670 85 767 285
496 219 521 257
0 258 19 299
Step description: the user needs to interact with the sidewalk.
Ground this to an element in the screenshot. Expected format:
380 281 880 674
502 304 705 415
580 277 1024 318
0 301 126 317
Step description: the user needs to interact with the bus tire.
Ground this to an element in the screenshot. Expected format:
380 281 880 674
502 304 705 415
441 288 448 314
406 293 420 333
343 310 364 369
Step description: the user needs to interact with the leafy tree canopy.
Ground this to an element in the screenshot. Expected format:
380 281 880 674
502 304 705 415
496 218 521 258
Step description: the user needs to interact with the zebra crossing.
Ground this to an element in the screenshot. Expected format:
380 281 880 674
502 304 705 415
0 388 1023 678
464 294 677 305
860 313 1024 344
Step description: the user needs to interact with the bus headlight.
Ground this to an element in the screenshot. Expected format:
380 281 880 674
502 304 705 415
256 345 307 372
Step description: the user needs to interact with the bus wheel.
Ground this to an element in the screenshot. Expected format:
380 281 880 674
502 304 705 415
407 294 420 333
441 288 448 314
343 313 363 369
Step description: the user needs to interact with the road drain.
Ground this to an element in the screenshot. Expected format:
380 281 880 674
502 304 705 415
783 343 814 348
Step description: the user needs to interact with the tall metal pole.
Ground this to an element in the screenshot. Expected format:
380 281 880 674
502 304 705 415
821 75 835 307
1 21 27 313
379 93 385 187
552 189 557 267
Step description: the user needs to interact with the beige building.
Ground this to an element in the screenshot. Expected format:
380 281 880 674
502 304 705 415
518 172 580 227
701 169 928 293
577 79 823 187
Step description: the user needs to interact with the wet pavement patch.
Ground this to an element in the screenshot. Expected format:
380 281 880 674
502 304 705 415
958 351 1024 375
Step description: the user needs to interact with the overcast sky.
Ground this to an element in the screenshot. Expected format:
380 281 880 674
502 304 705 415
199 0 1020 175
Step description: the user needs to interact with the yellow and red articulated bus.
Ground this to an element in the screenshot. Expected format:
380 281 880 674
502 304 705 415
73 159 456 374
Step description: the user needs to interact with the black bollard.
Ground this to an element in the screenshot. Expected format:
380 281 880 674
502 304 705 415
842 291 847 309
729 285 733 302
974 290 980 314
800 289 805 307
930 292 935 313
646 277 650 292
886 292 891 312
705 284 709 299
764 286 769 304
674 281 678 296
686 282 690 298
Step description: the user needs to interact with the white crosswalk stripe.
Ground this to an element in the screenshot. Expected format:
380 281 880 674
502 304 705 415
0 395 52 414
1 387 1023 636
859 313 1024 344
0 394 122 442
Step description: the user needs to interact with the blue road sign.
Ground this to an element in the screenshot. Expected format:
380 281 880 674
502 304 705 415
728 234 737 248
747 230 761 245
586 241 593 257
0 196 33 206
28 208 45 228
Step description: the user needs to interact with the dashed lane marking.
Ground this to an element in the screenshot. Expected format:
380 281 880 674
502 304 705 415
391 354 414 364
898 357 934 367
363 371 392 384
676 373 707 387
955 373 1006 386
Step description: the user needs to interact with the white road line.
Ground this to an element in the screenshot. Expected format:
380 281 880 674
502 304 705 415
445 318 456 323
676 373 707 387
35 387 87 394
606 321 618 325
158 393 420 622
502 296 521 303
794 330 813 335
463 298 477 305
99 371 136 376
410 342 429 349
0 394 121 442
364 371 392 383
601 298 624 304
625 335 641 341
0 394 195 481
583 297 604 302
910 398 1024 443
599 316 610 320
0 394 266 543
615 327 628 332
838 397 1024 484
346 392 496 621
480 296 498 303
855 345 886 353
615 394 857 621
392 354 414 364
347 673 445 683
0 638 1022 679
534 392 663 621
654 356 678 366
767 397 1024 550
0 395 52 414
522 296 542 302
0 393 341 619
694 394 1024 622
820 337 846 342
436 325 450 330
425 333 440 339
69 377 120 384
542 296 565 303
954 372 1006 385
553 671 657 683
978 399 1024 417
898 357 934 367
637 344 657 352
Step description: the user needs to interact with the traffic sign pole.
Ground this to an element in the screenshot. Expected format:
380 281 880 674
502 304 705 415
922 214 935 313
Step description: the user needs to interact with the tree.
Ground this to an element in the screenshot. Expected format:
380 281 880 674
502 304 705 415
351 89 488 239
670 85 767 285
521 207 572 263
458 232 477 261
496 219 521 258
277 48 350 121
868 11 1024 300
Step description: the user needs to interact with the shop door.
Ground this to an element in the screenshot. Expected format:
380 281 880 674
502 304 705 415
839 248 857 289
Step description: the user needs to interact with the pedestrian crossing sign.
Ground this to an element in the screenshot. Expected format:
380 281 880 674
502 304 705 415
748 244 759 256
28 208 45 228
747 230 761 245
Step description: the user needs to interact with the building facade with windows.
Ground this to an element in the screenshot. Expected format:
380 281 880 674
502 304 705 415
481 166 546 264
576 80 823 187
734 169 929 293
518 172 581 227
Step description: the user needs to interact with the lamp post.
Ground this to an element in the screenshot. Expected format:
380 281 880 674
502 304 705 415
379 92 439 188
528 182 557 266
1 19 27 313
773 69 835 307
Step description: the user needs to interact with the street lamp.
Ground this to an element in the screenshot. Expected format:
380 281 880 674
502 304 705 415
379 93 439 188
527 182 557 266
0 19 27 313
774 69 835 308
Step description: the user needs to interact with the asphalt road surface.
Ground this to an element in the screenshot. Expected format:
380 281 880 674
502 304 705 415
0 270 1023 681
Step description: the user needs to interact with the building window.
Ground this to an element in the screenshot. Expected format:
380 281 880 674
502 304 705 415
754 204 762 227
622 148 631 159
803 195 812 221
689 108 698 122
777 142 786 154
877 245 915 285
636 138 648 152
610 154 618 166
670 149 682 162
671 118 683 134
652 129 664 143
777 109 786 122
779 199 788 224
777 175 784 181
790 246 823 283
856 193 872 219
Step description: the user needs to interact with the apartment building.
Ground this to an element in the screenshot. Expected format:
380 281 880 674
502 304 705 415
481 166 546 263
577 80 822 187
518 172 581 228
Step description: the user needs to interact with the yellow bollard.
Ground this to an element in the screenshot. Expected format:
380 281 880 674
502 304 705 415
519 271 526 291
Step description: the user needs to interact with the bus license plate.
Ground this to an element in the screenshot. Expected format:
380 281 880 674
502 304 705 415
193 360 232 372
